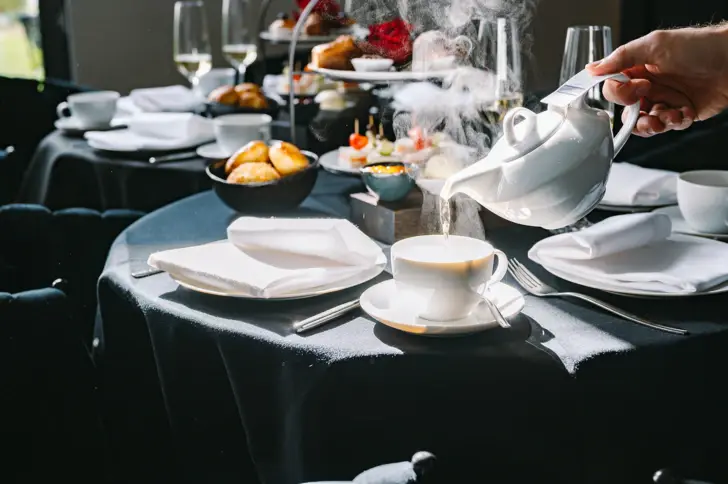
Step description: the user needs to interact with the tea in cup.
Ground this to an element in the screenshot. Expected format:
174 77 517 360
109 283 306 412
57 91 120 128
677 170 728 234
214 114 272 155
390 235 507 321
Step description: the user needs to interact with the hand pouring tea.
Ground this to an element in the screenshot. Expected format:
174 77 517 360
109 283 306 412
440 70 641 230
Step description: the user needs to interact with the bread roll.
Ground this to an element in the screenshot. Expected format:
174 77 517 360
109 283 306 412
227 162 281 184
208 85 238 105
225 141 270 175
311 35 362 71
238 92 269 109
234 83 262 96
269 142 309 176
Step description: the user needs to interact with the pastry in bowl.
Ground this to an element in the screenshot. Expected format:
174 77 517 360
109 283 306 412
269 141 310 176
234 83 262 96
227 162 281 184
208 85 239 106
225 141 270 175
238 92 269 109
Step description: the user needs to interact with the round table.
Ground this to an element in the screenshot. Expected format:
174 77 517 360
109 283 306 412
95 173 728 484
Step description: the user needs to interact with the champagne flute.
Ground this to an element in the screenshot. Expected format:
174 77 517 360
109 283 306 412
222 0 258 85
560 25 614 121
173 1 213 88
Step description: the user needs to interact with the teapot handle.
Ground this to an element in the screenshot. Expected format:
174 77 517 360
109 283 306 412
503 107 538 147
613 101 641 156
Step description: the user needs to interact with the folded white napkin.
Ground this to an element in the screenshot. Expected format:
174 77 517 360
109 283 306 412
529 213 728 294
129 85 203 112
602 163 678 206
85 113 214 151
148 218 386 298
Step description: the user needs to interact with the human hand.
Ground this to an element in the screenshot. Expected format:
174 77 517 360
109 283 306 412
587 25 728 137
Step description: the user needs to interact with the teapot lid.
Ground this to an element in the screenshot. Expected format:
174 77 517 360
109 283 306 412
490 107 563 163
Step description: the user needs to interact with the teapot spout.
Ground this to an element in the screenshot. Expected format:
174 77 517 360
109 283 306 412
440 160 502 205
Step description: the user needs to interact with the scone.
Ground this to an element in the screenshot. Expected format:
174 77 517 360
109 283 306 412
238 92 269 109
269 141 309 176
234 83 262 96
208 85 238 105
225 141 270 175
227 162 281 184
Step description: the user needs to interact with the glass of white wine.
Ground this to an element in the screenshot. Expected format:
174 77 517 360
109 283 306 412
173 1 213 88
222 0 258 84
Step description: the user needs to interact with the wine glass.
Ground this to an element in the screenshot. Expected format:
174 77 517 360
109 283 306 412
560 25 614 120
222 0 257 84
477 17 524 125
173 1 213 88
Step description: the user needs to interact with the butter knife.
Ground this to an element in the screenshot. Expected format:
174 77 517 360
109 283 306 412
294 299 361 334
149 151 198 164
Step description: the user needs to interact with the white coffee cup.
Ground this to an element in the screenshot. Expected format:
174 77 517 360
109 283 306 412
57 91 120 128
214 114 272 155
391 235 508 321
677 170 728 234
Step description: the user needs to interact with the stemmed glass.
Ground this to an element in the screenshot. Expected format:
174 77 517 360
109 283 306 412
173 1 213 89
222 0 258 85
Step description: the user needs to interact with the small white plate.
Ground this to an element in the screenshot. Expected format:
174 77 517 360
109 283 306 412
539 234 728 298
653 205 728 241
197 142 231 160
360 280 525 337
595 201 672 213
55 116 125 135
170 255 386 300
351 58 395 72
319 150 363 176
309 67 460 83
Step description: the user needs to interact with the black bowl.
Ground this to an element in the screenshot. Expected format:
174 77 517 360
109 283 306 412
206 150 319 214
205 96 281 119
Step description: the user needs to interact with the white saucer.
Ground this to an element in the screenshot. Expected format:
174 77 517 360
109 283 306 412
360 280 525 337
55 116 125 135
319 150 362 176
196 142 232 160
653 205 728 241
595 201 672 213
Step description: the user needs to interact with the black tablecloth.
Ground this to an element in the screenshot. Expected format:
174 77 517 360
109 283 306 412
95 171 728 484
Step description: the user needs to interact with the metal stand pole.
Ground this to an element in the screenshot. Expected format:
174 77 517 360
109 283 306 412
288 0 321 144
257 0 273 79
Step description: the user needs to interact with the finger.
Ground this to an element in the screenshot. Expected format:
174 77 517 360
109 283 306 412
649 104 684 128
603 78 651 105
634 114 667 137
586 33 660 75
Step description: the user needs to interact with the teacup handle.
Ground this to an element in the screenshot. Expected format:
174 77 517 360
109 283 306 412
56 101 71 119
488 249 508 287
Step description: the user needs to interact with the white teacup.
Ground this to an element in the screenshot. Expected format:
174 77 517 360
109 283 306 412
57 91 120 128
391 235 508 321
214 114 272 155
677 170 728 234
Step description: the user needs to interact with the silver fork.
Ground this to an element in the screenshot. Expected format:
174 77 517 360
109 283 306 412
507 258 688 336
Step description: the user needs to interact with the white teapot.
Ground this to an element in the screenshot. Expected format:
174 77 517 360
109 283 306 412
440 74 641 230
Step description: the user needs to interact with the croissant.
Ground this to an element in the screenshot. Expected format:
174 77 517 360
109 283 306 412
269 141 309 176
225 141 270 175
208 85 239 106
238 92 269 109
227 162 281 184
311 35 362 71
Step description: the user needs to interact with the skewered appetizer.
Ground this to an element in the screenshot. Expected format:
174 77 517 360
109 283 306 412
338 118 372 167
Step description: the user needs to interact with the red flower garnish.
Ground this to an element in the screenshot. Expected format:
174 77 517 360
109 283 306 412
364 18 413 65
294 0 341 21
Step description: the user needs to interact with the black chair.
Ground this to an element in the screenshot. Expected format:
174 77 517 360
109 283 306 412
0 76 87 204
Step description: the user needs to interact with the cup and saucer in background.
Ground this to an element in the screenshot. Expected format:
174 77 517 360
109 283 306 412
653 170 728 240
56 91 124 136
197 114 273 160
359 235 524 337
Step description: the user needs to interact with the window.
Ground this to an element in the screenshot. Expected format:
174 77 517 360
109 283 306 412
0 0 43 79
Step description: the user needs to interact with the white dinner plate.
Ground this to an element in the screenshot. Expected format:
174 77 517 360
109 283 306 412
652 205 728 241
309 67 460 83
170 255 386 300
360 280 524 337
196 142 232 160
538 234 728 298
260 31 343 43
319 150 362 176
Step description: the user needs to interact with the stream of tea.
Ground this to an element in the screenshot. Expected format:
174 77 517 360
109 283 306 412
440 196 452 237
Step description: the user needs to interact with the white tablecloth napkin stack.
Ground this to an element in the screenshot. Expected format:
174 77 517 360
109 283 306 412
117 85 203 117
529 213 728 294
148 218 386 299
85 113 214 151
602 163 678 206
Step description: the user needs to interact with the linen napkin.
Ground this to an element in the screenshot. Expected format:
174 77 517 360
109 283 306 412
129 85 203 112
602 163 678 206
148 218 386 298
528 213 728 294
85 113 214 151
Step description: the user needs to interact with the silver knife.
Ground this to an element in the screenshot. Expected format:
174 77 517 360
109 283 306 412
294 299 361 334
149 151 198 164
